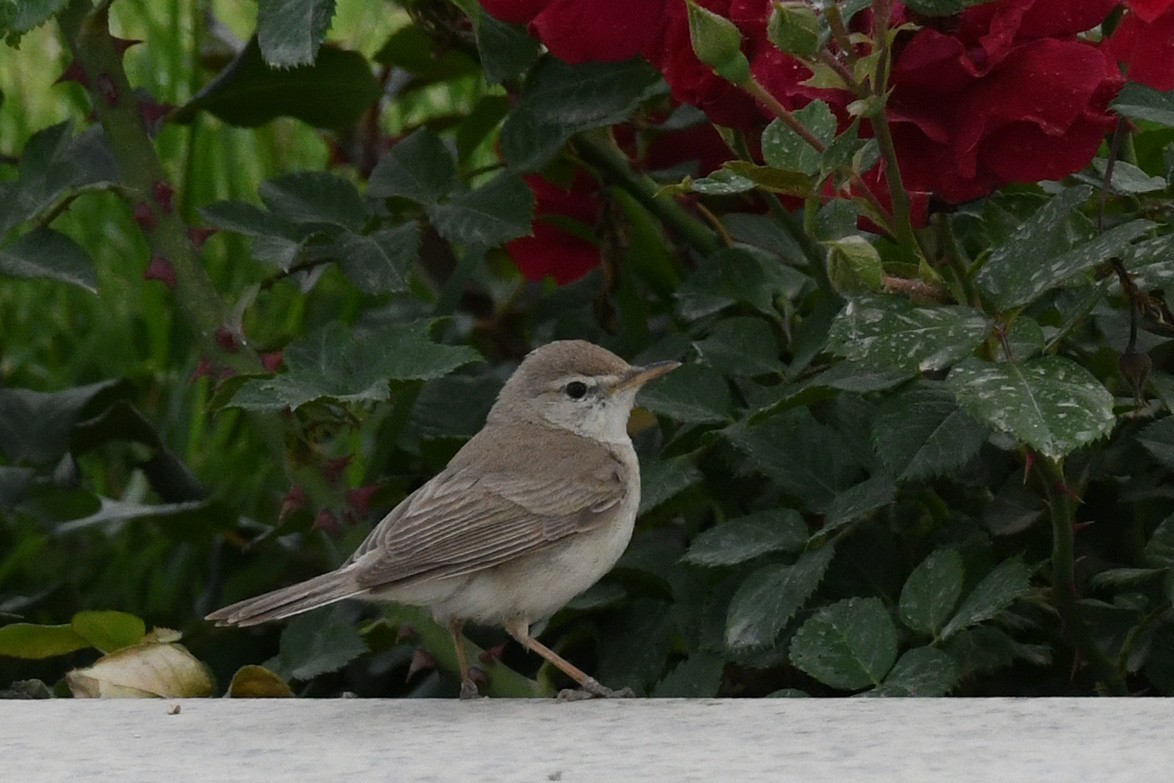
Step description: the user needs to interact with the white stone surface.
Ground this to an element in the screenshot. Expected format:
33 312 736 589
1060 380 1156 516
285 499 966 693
2 698 1170 782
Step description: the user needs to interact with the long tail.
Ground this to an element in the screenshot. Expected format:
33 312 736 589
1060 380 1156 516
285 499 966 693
205 569 366 627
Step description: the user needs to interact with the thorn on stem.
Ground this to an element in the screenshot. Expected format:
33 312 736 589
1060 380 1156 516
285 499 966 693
153 181 174 213
144 255 176 288
97 73 119 107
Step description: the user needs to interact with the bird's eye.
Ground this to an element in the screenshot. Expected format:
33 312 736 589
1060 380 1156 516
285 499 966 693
565 381 588 400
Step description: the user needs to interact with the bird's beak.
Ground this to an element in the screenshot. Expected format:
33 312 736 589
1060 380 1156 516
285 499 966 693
612 360 681 392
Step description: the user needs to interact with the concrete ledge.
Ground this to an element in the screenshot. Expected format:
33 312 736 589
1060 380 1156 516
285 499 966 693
3 698 1170 781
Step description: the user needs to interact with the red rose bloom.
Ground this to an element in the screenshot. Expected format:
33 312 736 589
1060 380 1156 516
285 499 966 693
888 1 1122 203
1107 2 1174 90
481 0 667 64
507 172 602 285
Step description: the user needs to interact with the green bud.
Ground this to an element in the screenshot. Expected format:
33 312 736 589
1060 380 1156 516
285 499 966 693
686 0 751 85
826 235 884 295
767 2 823 60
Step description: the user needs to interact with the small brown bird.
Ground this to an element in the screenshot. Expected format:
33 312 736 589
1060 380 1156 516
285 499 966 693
207 340 678 698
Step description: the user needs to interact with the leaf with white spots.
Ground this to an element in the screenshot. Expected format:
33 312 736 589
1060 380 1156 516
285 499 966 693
948 357 1115 459
827 294 990 374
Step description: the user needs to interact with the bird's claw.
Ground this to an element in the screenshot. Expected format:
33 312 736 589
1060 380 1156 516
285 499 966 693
556 677 634 700
459 679 481 700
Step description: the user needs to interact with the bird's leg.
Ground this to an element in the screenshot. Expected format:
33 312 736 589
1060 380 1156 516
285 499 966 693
504 619 633 699
448 619 480 699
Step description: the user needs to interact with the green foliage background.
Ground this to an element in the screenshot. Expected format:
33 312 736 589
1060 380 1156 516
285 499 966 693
3 0 1174 699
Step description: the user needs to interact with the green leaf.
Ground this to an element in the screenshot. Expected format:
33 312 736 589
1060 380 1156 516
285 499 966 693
651 652 725 697
230 321 479 411
428 173 534 248
682 509 808 567
902 0 999 15
175 39 381 130
1144 514 1174 568
0 379 124 464
725 546 835 650
0 228 98 292
721 161 815 196
872 382 990 482
688 168 757 195
637 363 732 423
868 646 959 696
762 101 835 176
476 11 542 85
899 549 965 637
767 2 823 59
678 248 788 320
948 356 1115 459
70 610 147 654
257 0 335 67
268 609 369 682
11 0 70 35
1113 82 1174 127
500 57 660 171
0 623 88 659
827 294 990 374
367 129 458 206
694 317 781 377
332 225 417 294
1138 417 1174 469
1088 159 1167 195
728 407 863 512
788 597 898 690
260 171 364 231
941 556 1033 640
638 455 703 514
978 215 1152 311
820 475 896 536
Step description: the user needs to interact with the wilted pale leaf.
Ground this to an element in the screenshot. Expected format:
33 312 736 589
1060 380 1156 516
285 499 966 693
227 665 294 698
67 642 214 698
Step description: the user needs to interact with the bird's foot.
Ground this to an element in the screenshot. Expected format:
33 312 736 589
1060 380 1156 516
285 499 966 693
459 679 481 700
556 677 634 700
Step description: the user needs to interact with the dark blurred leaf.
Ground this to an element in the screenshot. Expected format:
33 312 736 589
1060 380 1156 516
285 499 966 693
944 625 1051 676
1138 418 1174 469
899 549 965 637
720 161 815 196
695 317 781 377
597 599 676 695
269 608 369 681
332 224 417 293
0 622 88 659
948 357 1115 460
639 455 702 514
175 39 381 130
428 173 534 248
788 596 897 690
682 509 808 567
651 652 725 697
412 372 500 439
230 320 478 411
820 475 895 536
1113 82 1174 127
500 56 660 171
728 408 862 512
0 228 98 292
0 467 34 511
374 24 479 79
0 122 117 233
827 294 989 374
260 171 364 231
872 382 990 482
867 646 959 696
476 11 541 85
70 610 146 654
257 0 335 67
678 249 790 321
1144 514 1174 568
941 556 1032 640
11 0 70 35
0 380 125 464
1144 624 1174 695
725 546 834 650
367 129 458 205
689 168 757 195
638 363 732 424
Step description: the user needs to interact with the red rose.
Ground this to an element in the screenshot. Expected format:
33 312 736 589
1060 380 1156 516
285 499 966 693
889 15 1122 203
507 172 602 285
1107 4 1174 90
482 0 668 64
